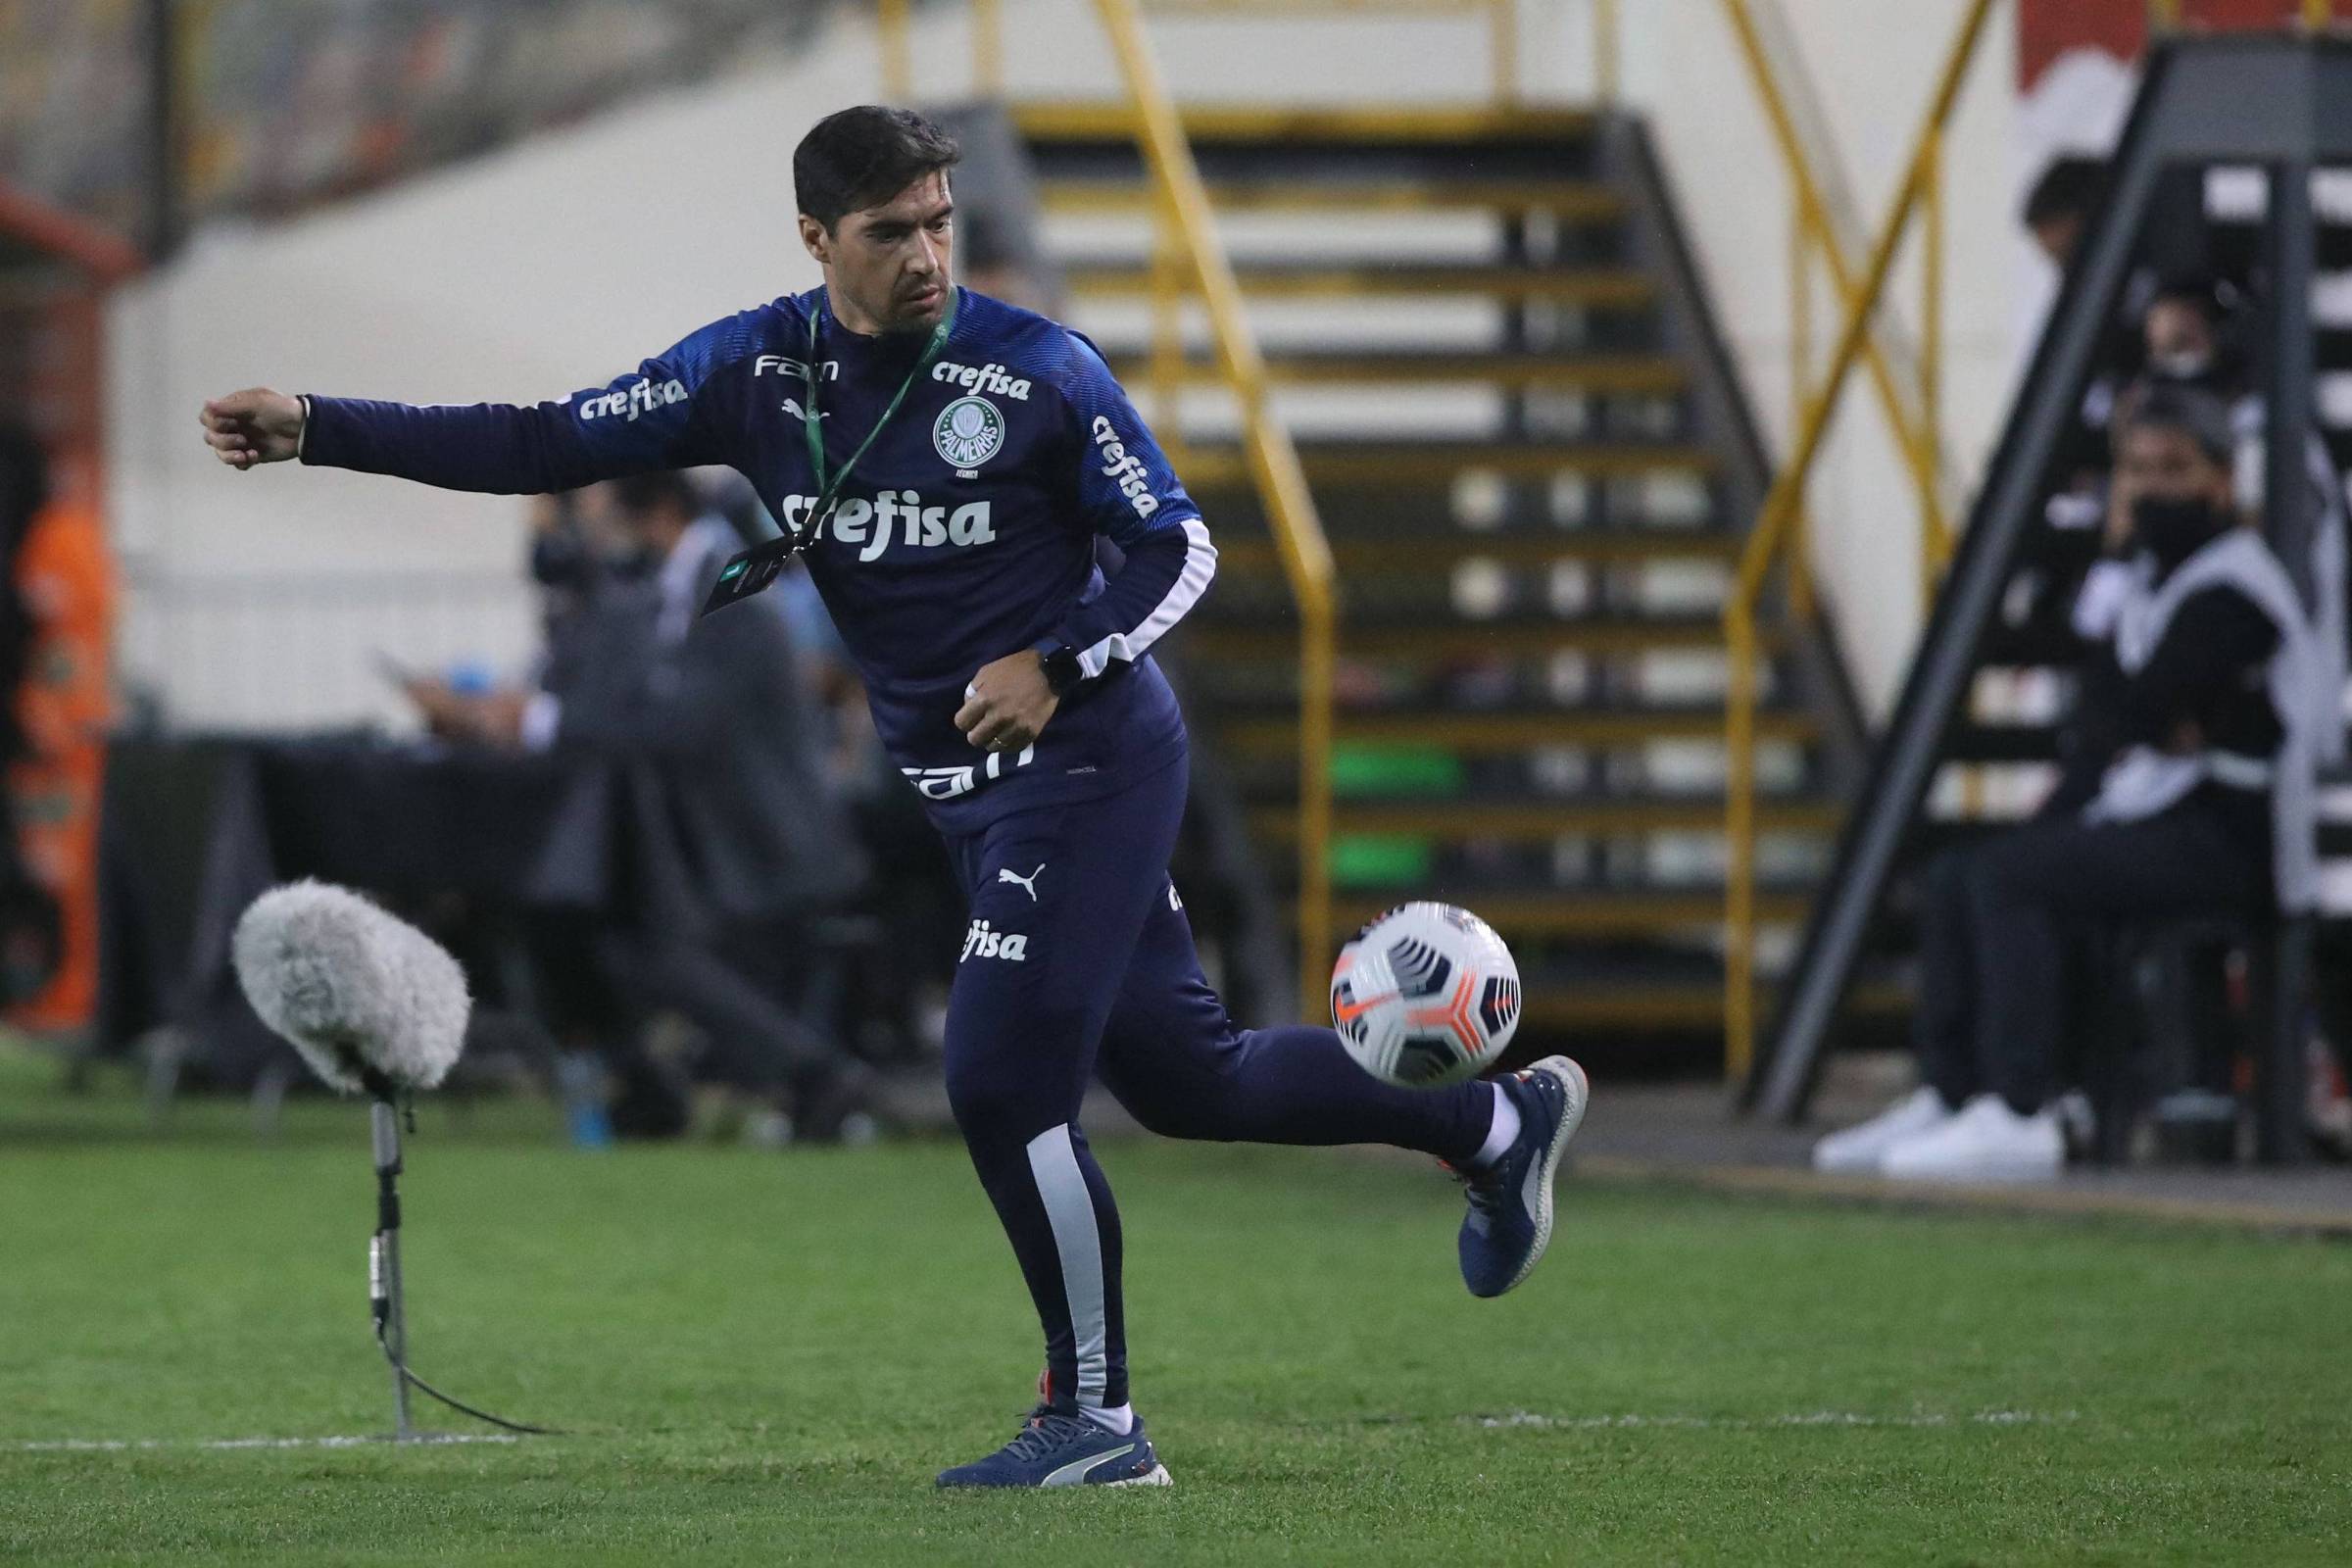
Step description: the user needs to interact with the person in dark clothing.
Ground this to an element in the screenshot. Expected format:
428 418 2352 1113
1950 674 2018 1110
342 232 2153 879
2023 155 2106 272
2136 271 2247 396
1820 386 2304 1181
0 423 49 768
408 471 876 1139
2055 270 2248 521
521 485 645 697
0 425 63 1003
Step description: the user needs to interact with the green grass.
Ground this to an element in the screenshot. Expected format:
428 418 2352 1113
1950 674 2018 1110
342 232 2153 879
3 1045 2350 1566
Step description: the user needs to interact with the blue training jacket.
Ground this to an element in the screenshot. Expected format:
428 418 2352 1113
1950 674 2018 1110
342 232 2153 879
299 285 1217 832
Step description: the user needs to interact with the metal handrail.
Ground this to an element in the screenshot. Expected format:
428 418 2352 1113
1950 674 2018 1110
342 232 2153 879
1721 0 1995 1078
1720 0 1950 574
974 0 1004 93
880 0 912 98
1593 0 1619 102
1092 0 1340 1021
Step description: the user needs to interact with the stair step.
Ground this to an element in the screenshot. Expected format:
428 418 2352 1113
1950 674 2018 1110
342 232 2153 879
1253 796 1842 841
1192 487 1728 535
1215 530 1740 574
1945 721 2060 763
1039 177 1627 220
1976 621 2084 667
1221 706 1820 757
1175 442 1717 488
1185 615 1771 662
1014 103 1600 145
1066 264 1657 306
1515 978 1908 1032
1320 887 1811 938
1108 351 1686 394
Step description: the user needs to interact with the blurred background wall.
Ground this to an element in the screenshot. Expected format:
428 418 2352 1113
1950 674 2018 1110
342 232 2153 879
74 0 2032 731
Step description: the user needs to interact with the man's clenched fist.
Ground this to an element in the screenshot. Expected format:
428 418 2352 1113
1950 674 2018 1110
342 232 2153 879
199 389 306 469
955 650 1059 755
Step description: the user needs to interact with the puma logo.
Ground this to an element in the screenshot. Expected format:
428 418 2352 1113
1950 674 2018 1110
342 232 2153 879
998 864 1043 902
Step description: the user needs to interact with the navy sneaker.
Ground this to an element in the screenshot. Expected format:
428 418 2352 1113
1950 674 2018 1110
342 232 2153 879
936 1405 1172 1489
1453 1055 1589 1298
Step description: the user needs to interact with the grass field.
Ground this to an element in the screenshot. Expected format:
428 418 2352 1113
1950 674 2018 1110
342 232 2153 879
4 1045 2351 1566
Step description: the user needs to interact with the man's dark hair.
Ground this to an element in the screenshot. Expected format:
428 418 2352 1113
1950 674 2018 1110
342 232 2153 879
2122 381 2237 467
612 469 703 523
794 106 960 230
2023 155 2106 229
2149 268 2234 323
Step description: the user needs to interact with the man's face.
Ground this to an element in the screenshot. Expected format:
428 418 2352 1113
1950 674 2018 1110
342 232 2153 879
2143 298 2218 375
800 172 954 334
2115 423 2230 510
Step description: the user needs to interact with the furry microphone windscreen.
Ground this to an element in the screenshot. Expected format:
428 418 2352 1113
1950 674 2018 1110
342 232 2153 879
231 881 471 1094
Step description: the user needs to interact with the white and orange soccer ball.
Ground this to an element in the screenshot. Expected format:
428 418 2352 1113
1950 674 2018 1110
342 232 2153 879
1330 902 1522 1088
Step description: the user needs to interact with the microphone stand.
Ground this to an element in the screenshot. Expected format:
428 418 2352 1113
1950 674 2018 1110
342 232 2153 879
359 1065 554 1441
365 1071 415 1441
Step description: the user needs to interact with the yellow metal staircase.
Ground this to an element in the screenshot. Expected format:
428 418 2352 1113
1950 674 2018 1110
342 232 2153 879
1014 102 1871 1048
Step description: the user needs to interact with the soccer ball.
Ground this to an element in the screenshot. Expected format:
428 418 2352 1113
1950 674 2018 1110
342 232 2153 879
1330 903 1521 1088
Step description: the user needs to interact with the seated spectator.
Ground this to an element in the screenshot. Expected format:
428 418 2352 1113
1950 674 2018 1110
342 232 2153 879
2136 271 2246 399
2057 271 2248 519
405 471 877 1139
1818 386 2326 1182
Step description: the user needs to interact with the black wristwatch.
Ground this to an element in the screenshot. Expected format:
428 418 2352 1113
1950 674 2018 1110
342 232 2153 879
1040 645 1085 698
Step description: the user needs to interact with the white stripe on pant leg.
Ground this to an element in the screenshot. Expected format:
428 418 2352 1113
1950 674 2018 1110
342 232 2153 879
1025 1123 1108 1407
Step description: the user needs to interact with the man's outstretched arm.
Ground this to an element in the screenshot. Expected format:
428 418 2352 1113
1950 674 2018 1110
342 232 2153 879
196 312 757 493
199 389 673 494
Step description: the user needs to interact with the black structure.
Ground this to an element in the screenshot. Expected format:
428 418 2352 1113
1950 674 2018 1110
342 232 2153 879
1748 35 2352 1123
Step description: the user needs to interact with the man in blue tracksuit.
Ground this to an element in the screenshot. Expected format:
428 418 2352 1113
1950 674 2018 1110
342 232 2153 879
200 106 1589 1489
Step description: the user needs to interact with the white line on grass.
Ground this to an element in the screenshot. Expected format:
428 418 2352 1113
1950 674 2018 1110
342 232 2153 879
15 1416 2081 1451
6 1434 522 1452
1473 1410 2080 1432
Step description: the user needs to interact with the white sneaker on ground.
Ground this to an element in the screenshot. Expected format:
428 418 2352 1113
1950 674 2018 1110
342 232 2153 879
1880 1094 2064 1183
1812 1086 1954 1173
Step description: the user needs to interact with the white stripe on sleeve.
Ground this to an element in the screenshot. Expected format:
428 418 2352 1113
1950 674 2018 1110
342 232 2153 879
1075 519 1217 679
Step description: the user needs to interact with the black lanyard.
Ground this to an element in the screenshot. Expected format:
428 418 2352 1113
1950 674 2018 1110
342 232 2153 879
703 288 957 616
